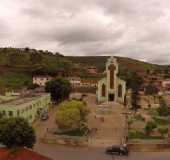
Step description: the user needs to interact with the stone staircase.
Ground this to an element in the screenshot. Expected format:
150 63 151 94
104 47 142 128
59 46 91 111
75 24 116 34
88 103 126 147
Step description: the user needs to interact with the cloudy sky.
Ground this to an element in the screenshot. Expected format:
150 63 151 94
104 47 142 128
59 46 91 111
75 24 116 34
1 0 170 64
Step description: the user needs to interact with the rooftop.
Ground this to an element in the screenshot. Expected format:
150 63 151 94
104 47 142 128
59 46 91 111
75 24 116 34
0 93 49 108
0 147 52 160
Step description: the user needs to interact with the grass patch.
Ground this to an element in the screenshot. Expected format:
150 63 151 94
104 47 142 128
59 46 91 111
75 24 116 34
152 116 170 125
129 129 163 140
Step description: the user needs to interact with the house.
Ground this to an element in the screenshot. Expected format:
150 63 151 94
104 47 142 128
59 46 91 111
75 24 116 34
97 57 126 104
0 93 51 123
162 79 170 91
80 79 98 88
87 66 98 74
67 77 98 88
0 147 52 160
67 77 81 87
33 75 53 86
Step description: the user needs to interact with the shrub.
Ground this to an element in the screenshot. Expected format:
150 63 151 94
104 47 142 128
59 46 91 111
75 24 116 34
145 121 157 135
55 100 89 130
158 127 169 137
0 117 36 148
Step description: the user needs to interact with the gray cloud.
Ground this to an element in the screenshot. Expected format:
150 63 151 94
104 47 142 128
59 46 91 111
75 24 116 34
0 0 170 64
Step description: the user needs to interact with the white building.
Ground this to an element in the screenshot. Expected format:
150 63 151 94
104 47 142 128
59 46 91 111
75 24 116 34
96 57 126 104
33 75 52 86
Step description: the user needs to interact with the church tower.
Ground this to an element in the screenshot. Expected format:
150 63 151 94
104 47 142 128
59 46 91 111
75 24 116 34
97 57 126 104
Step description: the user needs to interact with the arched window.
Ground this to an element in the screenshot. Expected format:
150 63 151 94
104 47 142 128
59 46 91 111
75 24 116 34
118 84 122 97
101 84 106 97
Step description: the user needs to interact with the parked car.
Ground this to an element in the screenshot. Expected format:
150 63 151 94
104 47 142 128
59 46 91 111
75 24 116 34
105 145 129 156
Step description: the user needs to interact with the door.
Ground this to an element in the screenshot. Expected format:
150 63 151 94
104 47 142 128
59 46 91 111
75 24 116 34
109 94 114 101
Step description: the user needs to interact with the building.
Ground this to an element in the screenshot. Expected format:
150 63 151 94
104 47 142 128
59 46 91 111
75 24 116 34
33 75 53 86
0 147 52 160
80 79 98 88
0 93 51 123
97 57 126 104
68 77 98 88
67 77 81 87
162 79 170 91
87 66 98 74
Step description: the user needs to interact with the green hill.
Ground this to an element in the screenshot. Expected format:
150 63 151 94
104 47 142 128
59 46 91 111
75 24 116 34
0 47 169 92
0 48 72 91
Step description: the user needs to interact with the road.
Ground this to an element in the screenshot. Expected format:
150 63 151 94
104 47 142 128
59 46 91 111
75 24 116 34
35 143 170 160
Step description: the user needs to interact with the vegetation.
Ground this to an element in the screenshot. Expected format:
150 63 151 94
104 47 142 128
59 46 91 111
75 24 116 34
55 100 89 131
0 47 72 91
145 83 158 107
45 77 71 102
157 98 170 116
129 72 143 111
0 47 169 91
158 127 169 137
129 129 162 140
0 117 35 148
152 116 170 125
145 121 157 135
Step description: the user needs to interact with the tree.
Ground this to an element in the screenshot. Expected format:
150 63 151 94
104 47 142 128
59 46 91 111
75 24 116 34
145 83 158 107
130 72 143 111
55 100 89 129
145 121 157 135
0 117 36 148
157 98 170 116
45 77 71 102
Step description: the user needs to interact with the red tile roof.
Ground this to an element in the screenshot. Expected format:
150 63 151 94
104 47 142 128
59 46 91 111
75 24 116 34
0 147 52 160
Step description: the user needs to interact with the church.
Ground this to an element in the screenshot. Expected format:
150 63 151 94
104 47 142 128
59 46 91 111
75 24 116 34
97 57 126 104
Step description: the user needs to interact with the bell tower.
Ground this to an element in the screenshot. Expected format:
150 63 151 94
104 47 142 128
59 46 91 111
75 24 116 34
106 56 118 102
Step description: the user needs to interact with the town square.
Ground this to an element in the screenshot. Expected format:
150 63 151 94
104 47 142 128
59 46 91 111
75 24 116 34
1 1 170 160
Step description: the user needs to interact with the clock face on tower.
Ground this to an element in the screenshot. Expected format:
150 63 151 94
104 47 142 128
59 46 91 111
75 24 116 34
108 64 116 89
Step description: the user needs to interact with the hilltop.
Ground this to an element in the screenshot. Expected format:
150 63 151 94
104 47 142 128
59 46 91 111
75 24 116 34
67 56 167 73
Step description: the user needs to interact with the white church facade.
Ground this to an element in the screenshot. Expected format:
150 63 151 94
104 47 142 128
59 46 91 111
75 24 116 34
97 57 126 104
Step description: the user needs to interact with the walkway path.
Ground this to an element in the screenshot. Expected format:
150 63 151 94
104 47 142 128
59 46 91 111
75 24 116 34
85 95 126 147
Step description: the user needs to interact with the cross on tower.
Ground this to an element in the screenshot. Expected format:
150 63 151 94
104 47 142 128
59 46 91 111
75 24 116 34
108 64 116 89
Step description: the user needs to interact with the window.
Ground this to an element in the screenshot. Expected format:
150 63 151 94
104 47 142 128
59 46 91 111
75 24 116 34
9 111 13 117
118 84 122 97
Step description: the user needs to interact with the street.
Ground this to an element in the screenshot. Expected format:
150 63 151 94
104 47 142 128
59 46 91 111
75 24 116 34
35 143 170 160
